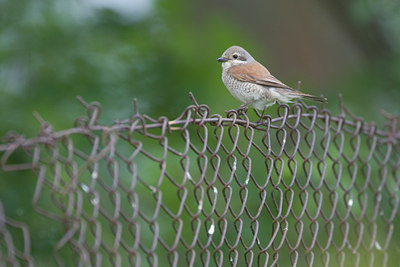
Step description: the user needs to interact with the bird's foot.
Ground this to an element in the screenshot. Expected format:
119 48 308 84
255 117 266 124
236 104 248 113
255 108 268 124
224 105 248 116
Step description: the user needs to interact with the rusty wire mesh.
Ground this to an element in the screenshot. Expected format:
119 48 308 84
0 94 400 267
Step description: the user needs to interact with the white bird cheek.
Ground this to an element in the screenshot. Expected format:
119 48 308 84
221 61 232 70
222 60 244 70
230 60 246 66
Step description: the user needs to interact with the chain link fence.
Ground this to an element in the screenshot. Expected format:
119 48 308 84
0 94 399 266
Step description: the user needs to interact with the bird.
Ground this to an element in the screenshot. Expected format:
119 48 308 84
217 46 327 110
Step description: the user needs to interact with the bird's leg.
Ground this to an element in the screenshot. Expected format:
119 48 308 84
255 107 267 123
235 104 248 113
236 99 257 113
244 99 257 106
225 104 248 114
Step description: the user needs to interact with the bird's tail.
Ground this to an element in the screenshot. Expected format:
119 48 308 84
295 92 327 103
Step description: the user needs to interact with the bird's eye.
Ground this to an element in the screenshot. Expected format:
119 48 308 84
232 54 238 59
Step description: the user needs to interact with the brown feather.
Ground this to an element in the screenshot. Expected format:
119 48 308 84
228 61 294 90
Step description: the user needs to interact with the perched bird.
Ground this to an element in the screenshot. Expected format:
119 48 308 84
217 46 326 110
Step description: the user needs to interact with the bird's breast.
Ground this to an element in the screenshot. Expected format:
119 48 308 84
222 70 266 103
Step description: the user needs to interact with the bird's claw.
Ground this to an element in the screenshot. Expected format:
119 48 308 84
255 117 265 124
236 104 248 113
224 104 250 115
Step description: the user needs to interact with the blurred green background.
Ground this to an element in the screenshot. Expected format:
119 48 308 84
1 0 399 137
1 0 400 266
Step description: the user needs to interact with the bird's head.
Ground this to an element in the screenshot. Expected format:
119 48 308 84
217 46 255 69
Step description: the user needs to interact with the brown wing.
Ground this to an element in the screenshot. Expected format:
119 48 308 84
228 61 294 90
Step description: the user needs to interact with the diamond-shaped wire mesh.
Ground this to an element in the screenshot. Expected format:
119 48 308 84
0 95 399 266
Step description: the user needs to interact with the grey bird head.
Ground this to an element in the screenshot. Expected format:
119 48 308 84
217 46 255 69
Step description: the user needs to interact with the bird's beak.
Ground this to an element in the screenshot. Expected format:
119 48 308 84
217 57 228 62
